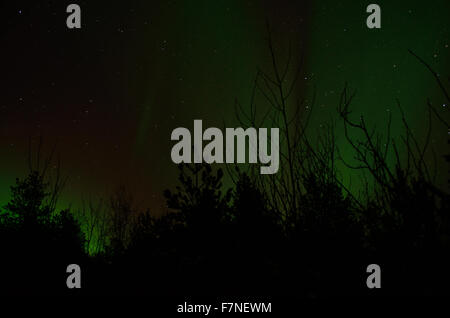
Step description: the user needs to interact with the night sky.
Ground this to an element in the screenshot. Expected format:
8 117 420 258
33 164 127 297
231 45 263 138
1 0 449 214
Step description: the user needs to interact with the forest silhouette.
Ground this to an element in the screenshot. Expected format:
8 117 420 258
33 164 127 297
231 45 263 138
0 36 449 302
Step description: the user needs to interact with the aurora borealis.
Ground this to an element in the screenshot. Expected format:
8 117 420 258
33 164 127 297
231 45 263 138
1 0 449 214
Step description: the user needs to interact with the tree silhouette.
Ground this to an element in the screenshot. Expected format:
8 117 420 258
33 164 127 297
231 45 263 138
1 36 449 302
0 144 85 292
